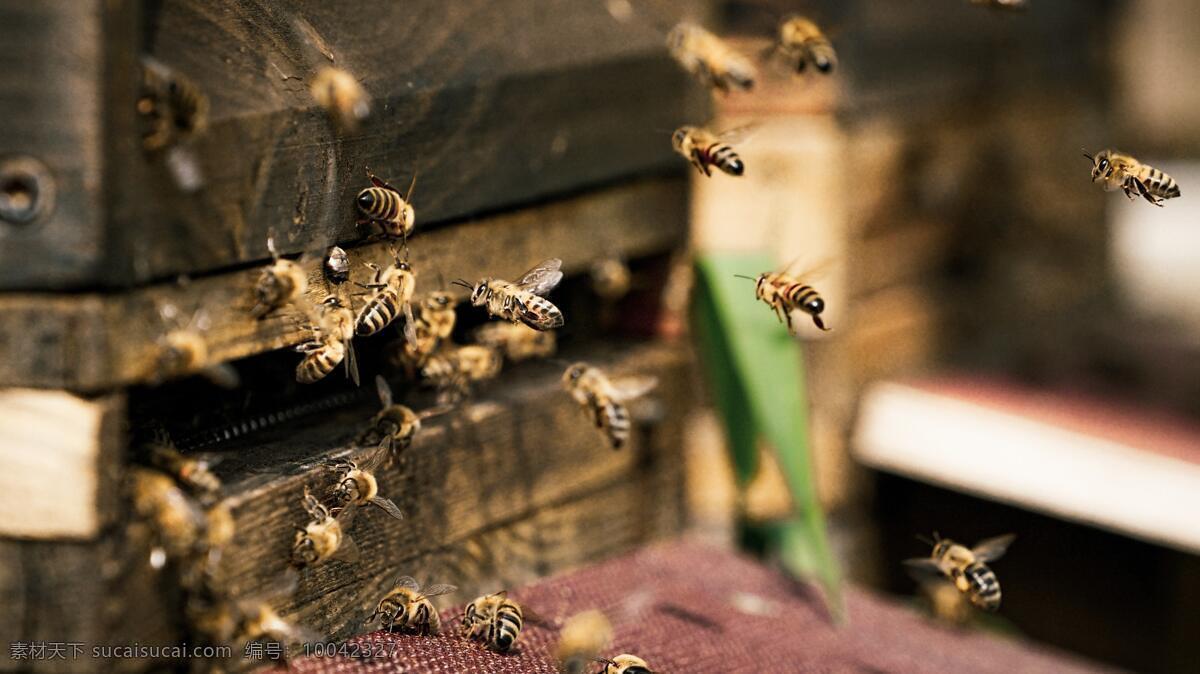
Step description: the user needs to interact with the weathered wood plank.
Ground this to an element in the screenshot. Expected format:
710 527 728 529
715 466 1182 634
207 341 691 640
0 177 687 391
0 0 710 290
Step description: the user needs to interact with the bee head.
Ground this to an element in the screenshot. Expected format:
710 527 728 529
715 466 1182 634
430 292 452 307
562 362 588 386
397 261 412 273
470 282 488 305
671 128 688 152
1085 149 1111 181
355 189 374 214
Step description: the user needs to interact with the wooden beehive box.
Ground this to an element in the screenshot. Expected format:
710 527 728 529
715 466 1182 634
0 1 711 671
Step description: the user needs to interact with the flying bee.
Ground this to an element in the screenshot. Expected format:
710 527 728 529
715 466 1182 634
736 258 832 333
771 16 837 75
138 56 208 153
590 256 632 301
421 344 503 403
1083 148 1181 207
596 654 656 674
295 296 360 385
354 248 417 337
667 22 757 93
671 124 754 177
359 375 448 456
324 246 351 286
561 363 658 449
310 66 371 132
155 303 240 387
368 575 458 635
357 167 418 242
904 533 1015 612
472 322 557 362
555 610 612 674
970 0 1028 10
455 258 566 331
251 236 308 319
324 451 405 520
291 487 360 568
461 591 525 653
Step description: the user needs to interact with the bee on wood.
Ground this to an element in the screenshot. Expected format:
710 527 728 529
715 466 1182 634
252 236 308 319
291 487 360 568
138 57 208 153
147 442 222 497
556 610 612 674
455 258 566 331
667 22 757 93
671 124 753 177
155 302 240 388
360 375 448 456
420 344 503 404
357 167 418 243
590 256 632 301
189 576 320 658
561 363 658 449
736 260 832 333
324 452 405 520
295 296 360 385
970 0 1028 10
368 575 458 635
324 246 351 286
596 654 656 674
771 16 837 75
128 468 209 568
310 66 371 132
905 533 1015 612
462 591 525 653
390 291 459 373
355 248 417 337
1084 149 1181 207
472 322 557 362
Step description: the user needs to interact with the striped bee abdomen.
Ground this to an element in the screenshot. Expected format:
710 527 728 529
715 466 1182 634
1143 166 1182 199
355 290 400 336
517 294 565 330
784 283 821 312
296 344 342 383
357 186 402 221
492 601 523 651
600 401 631 449
703 143 745 176
963 562 1002 611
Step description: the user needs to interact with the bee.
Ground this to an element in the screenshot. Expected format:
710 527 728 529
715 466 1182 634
555 610 612 674
736 261 832 332
138 56 208 152
1084 149 1181 207
389 291 458 373
461 591 525 653
561 363 658 449
667 22 756 93
591 256 632 301
291 487 360 568
155 303 240 387
128 467 209 567
310 66 371 132
596 654 656 674
904 533 1015 611
324 245 350 286
771 16 837 75
252 236 308 319
472 322 557 362
354 248 417 337
147 443 222 496
420 344 503 403
671 124 752 177
357 167 418 242
360 375 447 455
969 0 1028 10
368 575 458 635
325 451 405 520
455 258 566 331
191 590 318 656
295 296 360 385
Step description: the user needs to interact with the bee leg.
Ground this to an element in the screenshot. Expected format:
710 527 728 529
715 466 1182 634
1133 178 1164 207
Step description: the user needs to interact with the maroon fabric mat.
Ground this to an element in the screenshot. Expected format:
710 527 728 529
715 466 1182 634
267 541 1114 673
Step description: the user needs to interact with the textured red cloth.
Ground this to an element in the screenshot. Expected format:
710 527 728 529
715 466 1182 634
267 541 1112 673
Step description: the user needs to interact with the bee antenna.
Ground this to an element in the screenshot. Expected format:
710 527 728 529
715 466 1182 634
915 533 935 546
733 274 758 281
450 279 473 290
1081 148 1094 161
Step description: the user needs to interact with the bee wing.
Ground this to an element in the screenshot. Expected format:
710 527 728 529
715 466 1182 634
514 258 565 296
610 375 659 402
716 121 759 144
393 575 421 591
417 404 456 421
971 534 1016 563
345 340 360 387
375 375 394 408
369 496 405 521
357 445 389 473
330 533 360 563
402 301 419 349
418 584 458 598
335 503 359 529
902 557 944 582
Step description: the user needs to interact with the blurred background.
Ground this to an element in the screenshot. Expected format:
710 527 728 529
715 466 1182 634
685 1 1200 672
